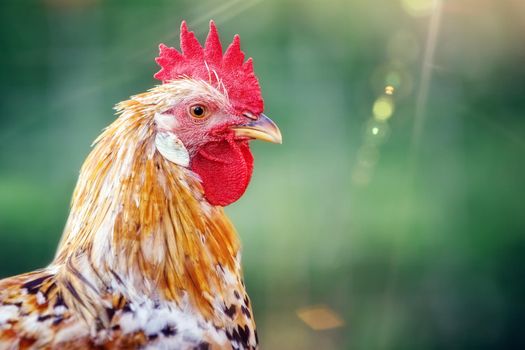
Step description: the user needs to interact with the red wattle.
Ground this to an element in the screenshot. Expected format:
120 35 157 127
190 140 254 206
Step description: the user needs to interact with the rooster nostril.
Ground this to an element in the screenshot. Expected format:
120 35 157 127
242 112 258 121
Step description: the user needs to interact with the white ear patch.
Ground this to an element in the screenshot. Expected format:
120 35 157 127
155 131 190 167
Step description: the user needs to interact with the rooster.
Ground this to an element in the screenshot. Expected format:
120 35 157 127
0 21 281 350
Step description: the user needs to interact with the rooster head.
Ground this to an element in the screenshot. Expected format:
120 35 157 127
151 21 281 207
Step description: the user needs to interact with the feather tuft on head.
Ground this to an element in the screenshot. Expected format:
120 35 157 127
154 21 264 115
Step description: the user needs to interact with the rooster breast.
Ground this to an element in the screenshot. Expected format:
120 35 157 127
0 269 256 349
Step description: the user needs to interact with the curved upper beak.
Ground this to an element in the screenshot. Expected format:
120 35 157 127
233 113 282 144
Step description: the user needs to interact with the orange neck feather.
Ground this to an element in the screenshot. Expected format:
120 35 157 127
53 89 241 320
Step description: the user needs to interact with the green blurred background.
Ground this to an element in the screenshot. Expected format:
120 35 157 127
1 0 524 349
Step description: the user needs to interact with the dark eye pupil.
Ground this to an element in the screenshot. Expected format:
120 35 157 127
193 106 204 116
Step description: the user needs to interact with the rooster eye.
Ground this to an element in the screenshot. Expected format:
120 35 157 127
189 104 207 119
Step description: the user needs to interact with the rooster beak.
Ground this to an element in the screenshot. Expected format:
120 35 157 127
233 114 282 144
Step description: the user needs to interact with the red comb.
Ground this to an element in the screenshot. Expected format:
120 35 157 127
154 21 264 115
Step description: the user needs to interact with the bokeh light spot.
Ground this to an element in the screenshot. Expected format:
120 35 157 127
373 97 394 121
401 0 436 17
365 120 390 144
371 63 414 98
297 306 345 331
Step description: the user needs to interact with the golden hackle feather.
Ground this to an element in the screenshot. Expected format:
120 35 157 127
55 81 241 323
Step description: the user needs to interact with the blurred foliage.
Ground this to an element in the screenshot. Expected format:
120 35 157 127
1 0 524 349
